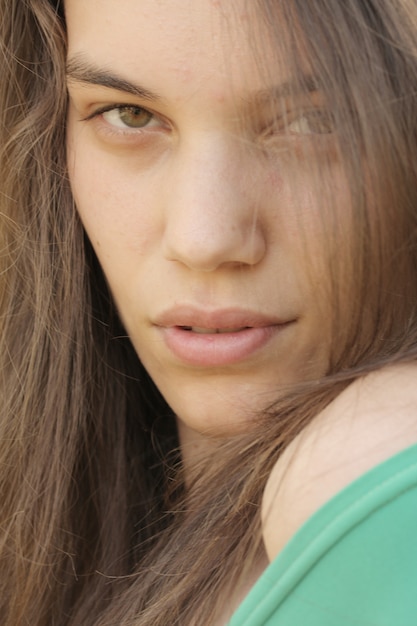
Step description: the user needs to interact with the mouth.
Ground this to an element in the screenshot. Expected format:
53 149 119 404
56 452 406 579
180 326 249 334
153 307 295 367
155 305 287 332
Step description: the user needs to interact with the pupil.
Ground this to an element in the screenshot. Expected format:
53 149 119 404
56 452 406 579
120 107 151 127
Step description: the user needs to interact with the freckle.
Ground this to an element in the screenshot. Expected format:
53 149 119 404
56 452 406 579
170 63 193 83
267 170 284 189
213 91 226 104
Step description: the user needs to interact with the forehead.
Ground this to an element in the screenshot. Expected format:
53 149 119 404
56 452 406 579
65 0 288 100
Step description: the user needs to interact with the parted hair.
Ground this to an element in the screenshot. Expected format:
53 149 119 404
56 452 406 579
0 0 416 624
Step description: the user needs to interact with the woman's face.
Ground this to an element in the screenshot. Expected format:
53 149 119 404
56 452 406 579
66 0 346 441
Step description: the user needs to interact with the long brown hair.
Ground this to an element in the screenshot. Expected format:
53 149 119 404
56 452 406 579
0 0 176 622
0 0 416 624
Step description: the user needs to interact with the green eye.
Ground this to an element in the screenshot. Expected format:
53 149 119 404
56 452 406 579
102 106 155 129
287 110 335 135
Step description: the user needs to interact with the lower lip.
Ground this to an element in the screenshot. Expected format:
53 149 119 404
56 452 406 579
159 325 289 367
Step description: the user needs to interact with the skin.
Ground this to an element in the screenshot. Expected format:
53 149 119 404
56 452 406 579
66 0 345 467
262 363 417 561
65 2 417 596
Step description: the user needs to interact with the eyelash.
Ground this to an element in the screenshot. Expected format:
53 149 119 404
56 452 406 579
260 109 335 137
287 109 335 135
83 103 166 136
81 102 334 147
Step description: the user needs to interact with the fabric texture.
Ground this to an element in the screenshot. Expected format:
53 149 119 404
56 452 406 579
228 443 417 626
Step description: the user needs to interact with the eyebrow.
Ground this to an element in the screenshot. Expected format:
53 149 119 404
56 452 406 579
66 56 162 101
254 75 320 102
66 55 319 105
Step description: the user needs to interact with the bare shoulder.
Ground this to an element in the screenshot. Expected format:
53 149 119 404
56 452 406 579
262 363 417 562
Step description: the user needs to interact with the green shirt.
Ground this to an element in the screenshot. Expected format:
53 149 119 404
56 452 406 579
228 443 417 625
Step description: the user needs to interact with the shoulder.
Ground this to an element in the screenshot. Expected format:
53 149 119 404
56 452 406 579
262 363 417 562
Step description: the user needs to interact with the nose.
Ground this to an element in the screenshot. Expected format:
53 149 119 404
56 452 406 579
162 136 266 272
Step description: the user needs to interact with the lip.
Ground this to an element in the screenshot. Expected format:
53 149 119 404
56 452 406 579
153 306 294 367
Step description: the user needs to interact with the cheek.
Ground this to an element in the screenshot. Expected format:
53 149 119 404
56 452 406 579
67 141 161 261
277 162 353 324
67 140 165 328
288 160 352 252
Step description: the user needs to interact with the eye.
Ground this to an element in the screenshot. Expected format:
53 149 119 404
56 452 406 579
286 110 335 135
101 105 158 130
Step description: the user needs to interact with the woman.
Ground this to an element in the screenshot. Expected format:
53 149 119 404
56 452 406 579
0 0 416 624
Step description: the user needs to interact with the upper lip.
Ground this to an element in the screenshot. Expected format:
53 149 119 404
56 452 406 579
153 306 292 329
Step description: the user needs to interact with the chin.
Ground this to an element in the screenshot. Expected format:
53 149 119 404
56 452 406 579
166 382 280 440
